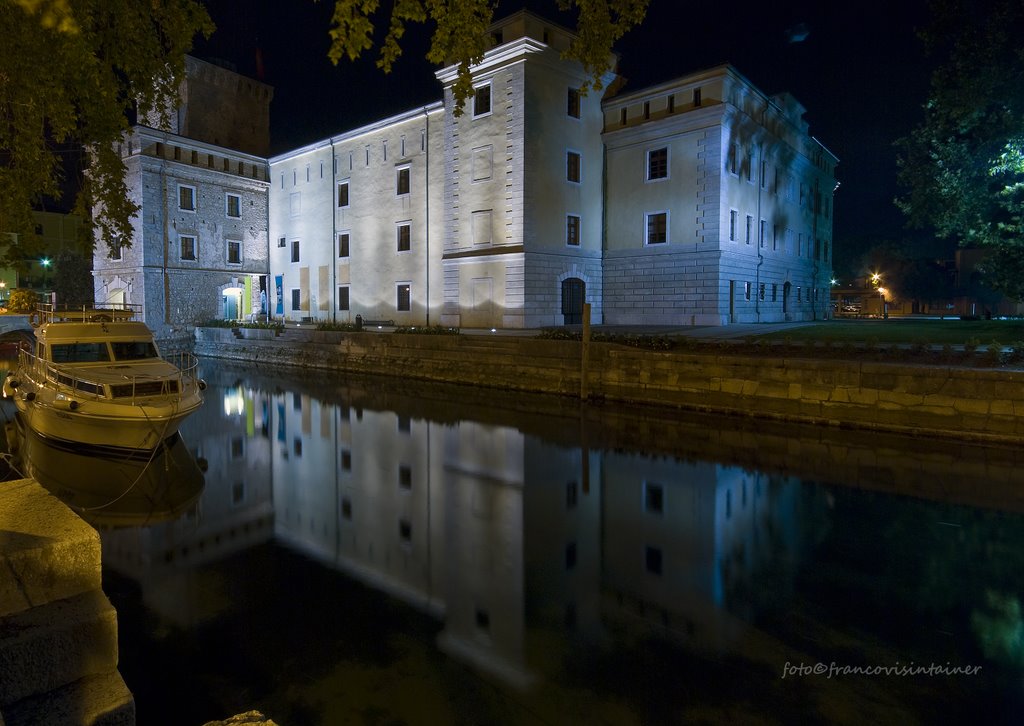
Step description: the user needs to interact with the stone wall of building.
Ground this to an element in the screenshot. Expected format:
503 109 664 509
193 328 1024 442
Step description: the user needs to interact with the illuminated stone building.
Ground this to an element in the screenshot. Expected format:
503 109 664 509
92 56 273 340
269 10 836 328
101 12 835 333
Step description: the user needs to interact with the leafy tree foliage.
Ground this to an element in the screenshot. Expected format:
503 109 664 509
0 0 213 262
326 0 648 114
6 288 37 313
896 0 1024 298
51 247 93 307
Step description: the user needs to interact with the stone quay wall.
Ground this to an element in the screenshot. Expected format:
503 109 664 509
194 327 1024 443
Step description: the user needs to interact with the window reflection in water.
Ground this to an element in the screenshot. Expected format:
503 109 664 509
88 364 1024 722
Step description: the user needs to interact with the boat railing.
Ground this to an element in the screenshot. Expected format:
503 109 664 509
18 348 203 404
31 302 143 327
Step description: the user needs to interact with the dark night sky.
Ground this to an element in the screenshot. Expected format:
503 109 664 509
191 0 935 267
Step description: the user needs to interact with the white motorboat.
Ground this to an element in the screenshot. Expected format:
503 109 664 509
2 303 205 451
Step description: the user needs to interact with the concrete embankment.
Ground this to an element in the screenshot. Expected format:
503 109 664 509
0 480 135 725
194 326 1024 443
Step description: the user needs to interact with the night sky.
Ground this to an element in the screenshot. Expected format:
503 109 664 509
191 0 935 270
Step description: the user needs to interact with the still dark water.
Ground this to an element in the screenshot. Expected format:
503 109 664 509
22 361 1024 724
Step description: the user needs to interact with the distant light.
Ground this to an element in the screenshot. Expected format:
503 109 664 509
830 278 838 286
40 258 51 267
377 325 382 329
491 328 496 333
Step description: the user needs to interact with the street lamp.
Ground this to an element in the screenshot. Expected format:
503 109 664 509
877 286 888 319
40 257 50 283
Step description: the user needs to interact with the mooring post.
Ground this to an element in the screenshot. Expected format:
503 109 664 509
580 302 591 401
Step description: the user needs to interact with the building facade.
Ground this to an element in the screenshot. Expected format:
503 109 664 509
269 11 836 328
93 57 273 340
102 13 835 335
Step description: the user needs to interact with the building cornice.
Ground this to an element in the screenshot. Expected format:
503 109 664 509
435 38 548 85
269 102 445 164
132 125 268 164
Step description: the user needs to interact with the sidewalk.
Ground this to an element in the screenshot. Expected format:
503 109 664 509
459 321 820 340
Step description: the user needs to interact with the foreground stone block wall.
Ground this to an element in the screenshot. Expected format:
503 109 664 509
0 481 134 726
195 327 1024 442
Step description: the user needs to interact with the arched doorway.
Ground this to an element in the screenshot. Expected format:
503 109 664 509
561 277 585 325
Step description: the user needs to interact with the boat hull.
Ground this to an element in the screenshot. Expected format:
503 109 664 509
9 391 203 451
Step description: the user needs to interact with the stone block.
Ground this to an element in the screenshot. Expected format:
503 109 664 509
0 590 118 706
0 482 101 619
3 671 134 726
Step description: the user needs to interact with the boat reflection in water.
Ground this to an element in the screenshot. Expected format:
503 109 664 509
8 416 206 528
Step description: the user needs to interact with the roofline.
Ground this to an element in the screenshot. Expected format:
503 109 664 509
269 101 445 163
131 125 269 163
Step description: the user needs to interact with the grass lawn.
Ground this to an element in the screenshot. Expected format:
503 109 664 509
758 319 1024 345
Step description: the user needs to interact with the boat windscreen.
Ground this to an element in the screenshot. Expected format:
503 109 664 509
50 343 111 363
111 340 159 360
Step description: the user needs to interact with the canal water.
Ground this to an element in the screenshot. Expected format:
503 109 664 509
12 360 1024 724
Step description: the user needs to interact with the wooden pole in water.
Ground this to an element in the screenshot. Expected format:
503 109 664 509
580 302 591 401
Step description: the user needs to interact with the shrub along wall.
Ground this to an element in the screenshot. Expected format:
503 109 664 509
194 327 1024 443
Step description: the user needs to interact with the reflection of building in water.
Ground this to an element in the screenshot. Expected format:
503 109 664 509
600 456 805 649
271 395 446 613
436 421 532 686
269 390 813 685
100 378 274 627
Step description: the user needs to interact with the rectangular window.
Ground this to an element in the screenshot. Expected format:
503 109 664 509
396 283 411 312
745 215 752 245
227 240 241 265
647 147 668 180
693 87 702 106
396 223 411 252
396 166 410 195
566 151 581 183
277 236 286 248
180 235 197 261
646 211 668 245
744 281 751 301
338 233 350 258
109 245 122 261
759 283 766 301
620 107 627 126
337 181 349 208
566 215 580 246
178 185 196 211
291 288 301 311
473 84 491 117
729 210 737 241
727 144 738 175
797 286 802 302
667 95 675 114
399 464 412 489
772 283 778 302
643 482 664 514
567 87 580 118
338 286 349 311
643 101 650 119
291 239 300 263
226 193 241 218
759 219 766 248
645 546 663 575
